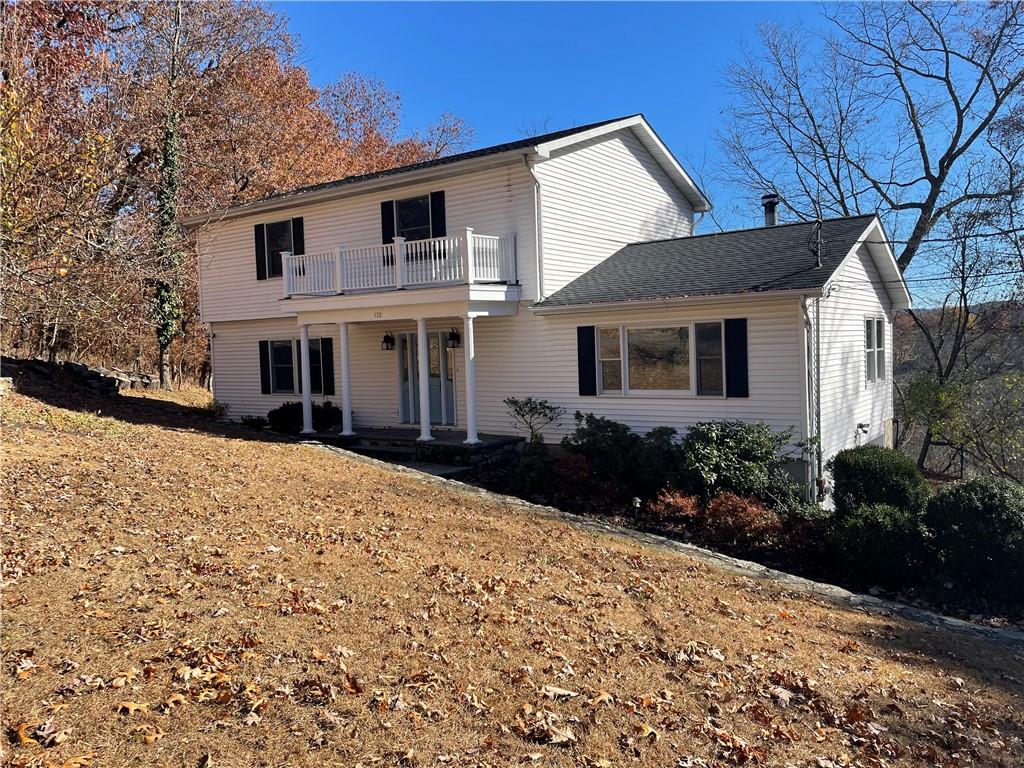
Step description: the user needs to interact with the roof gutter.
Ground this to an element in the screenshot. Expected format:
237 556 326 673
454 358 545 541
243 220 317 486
529 287 822 316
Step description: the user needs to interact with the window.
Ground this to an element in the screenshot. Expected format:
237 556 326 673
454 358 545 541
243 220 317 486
268 339 325 394
264 219 293 278
270 340 294 393
627 327 690 392
598 327 622 392
865 317 886 382
395 195 431 242
695 322 724 396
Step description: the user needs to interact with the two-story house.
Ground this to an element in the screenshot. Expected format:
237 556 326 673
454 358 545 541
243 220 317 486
184 114 910 498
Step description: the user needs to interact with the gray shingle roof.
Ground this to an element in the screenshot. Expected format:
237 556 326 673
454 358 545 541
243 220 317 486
235 116 639 208
535 214 878 308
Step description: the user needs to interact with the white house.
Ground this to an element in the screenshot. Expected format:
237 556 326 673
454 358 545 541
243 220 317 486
184 114 911 499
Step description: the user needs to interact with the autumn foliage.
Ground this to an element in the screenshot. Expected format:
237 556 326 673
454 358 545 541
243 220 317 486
1 1 471 381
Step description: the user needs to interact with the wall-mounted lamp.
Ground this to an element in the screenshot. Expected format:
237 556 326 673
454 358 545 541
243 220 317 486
381 331 395 351
445 327 462 349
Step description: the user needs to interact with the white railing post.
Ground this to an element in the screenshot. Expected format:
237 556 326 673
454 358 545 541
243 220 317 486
281 251 292 297
394 237 406 289
462 227 474 284
334 246 344 293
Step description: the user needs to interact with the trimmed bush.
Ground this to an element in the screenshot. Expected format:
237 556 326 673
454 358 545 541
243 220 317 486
678 421 800 508
827 445 930 517
703 493 781 548
925 478 1024 603
240 415 269 431
646 490 702 527
513 440 556 497
561 413 680 503
830 503 927 589
266 401 345 435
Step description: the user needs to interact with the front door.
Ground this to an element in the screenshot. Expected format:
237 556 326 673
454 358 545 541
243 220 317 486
398 332 456 425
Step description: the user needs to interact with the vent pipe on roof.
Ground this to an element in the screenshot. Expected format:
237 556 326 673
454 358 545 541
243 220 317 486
761 192 780 227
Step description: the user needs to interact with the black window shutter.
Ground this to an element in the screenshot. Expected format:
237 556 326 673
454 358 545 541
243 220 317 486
381 201 396 244
255 224 267 280
724 318 749 398
291 217 305 256
430 191 446 237
320 337 335 396
577 326 597 396
295 341 302 394
258 340 271 393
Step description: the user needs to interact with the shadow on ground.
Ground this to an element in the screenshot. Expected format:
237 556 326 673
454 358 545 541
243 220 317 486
3 363 287 446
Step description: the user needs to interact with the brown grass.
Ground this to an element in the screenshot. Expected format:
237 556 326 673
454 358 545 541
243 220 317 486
2 375 1022 767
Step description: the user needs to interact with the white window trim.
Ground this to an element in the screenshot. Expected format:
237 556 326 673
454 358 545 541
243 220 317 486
266 338 325 397
595 320 727 399
261 219 294 280
394 194 433 242
864 315 887 385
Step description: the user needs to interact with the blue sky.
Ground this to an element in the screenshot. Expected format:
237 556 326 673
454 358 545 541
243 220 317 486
274 1 826 230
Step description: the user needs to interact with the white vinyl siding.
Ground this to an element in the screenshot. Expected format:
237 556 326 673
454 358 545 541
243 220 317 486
473 297 804 442
212 297 806 444
533 128 694 297
816 244 894 460
198 162 537 323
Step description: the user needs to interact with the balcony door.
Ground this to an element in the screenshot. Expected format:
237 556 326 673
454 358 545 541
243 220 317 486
398 332 456 426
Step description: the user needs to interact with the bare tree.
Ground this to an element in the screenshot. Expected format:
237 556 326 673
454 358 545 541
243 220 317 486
721 1 1024 272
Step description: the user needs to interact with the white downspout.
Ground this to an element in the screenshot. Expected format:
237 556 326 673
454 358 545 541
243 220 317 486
524 154 545 301
800 296 819 503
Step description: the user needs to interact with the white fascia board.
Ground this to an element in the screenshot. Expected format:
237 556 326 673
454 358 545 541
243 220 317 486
824 216 911 311
529 288 817 316
534 115 712 213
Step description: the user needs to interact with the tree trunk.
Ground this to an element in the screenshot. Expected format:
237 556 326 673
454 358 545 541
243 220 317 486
159 344 172 390
917 427 933 472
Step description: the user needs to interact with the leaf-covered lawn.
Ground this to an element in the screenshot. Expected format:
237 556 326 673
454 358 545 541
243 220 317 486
2 379 1022 767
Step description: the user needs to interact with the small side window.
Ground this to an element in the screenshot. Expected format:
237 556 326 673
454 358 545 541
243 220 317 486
598 327 622 393
875 318 885 381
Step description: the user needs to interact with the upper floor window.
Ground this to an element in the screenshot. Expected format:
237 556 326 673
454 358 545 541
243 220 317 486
395 195 432 242
254 217 304 280
865 317 885 382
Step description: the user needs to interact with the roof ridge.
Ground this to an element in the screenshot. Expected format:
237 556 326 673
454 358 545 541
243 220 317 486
265 114 643 200
625 212 878 247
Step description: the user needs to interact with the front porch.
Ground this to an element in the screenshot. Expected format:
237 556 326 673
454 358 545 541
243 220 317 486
289 296 518 449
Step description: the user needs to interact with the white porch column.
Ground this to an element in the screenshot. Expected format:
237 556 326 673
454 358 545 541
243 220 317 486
338 321 354 436
416 317 433 441
463 315 480 444
299 324 314 435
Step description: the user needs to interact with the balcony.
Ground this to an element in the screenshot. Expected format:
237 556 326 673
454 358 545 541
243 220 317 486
282 228 516 299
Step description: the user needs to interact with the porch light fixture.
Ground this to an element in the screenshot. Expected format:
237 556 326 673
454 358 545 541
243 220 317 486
445 327 461 349
381 330 395 351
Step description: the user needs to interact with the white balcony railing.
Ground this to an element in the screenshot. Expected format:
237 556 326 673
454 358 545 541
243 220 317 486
282 229 516 298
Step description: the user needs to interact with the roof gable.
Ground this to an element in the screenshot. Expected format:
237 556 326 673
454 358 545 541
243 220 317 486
182 114 708 226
